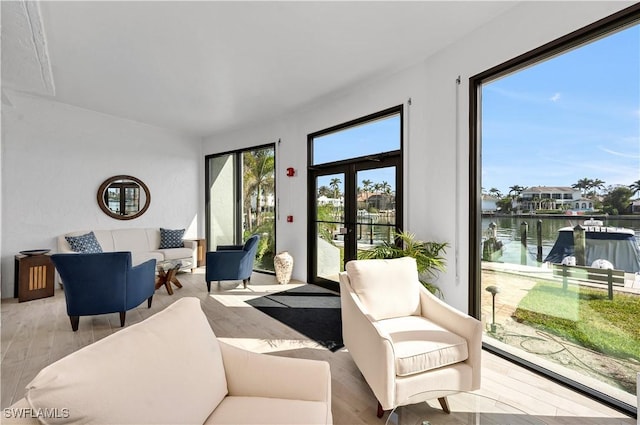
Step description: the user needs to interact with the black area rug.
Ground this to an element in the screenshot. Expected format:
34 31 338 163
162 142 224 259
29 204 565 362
246 285 344 352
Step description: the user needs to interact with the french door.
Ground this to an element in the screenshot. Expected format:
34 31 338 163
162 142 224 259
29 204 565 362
308 157 402 290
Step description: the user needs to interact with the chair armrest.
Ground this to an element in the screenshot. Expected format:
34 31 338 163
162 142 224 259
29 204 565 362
130 258 156 280
126 259 156 308
219 341 331 404
419 286 482 388
216 244 243 251
339 273 396 410
206 250 247 266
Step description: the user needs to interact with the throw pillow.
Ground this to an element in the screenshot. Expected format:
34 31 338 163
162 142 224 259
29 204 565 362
65 231 103 253
159 228 185 249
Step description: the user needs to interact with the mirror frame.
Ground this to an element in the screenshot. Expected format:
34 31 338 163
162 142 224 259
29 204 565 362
97 175 151 220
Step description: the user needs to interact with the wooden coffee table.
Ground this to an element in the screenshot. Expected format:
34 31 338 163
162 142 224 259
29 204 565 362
155 259 192 295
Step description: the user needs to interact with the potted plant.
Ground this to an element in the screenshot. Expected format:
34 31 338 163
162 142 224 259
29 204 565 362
358 231 448 297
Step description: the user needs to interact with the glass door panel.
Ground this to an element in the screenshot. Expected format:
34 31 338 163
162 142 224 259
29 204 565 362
207 154 237 249
314 172 345 282
242 147 275 272
355 167 396 256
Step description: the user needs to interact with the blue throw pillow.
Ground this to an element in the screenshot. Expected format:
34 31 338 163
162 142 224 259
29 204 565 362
159 228 185 249
65 231 103 253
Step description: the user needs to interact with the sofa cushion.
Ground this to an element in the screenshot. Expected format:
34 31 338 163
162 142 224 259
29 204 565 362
345 257 421 321
156 247 195 261
160 228 185 249
64 231 103 253
25 298 228 425
132 251 163 266
204 396 330 425
112 228 152 252
377 315 469 377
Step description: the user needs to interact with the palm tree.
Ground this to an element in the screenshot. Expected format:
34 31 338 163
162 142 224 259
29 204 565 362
531 195 541 211
572 178 593 197
508 185 525 197
243 149 275 229
329 178 342 199
488 188 502 198
629 180 640 198
591 179 606 196
362 179 373 200
317 185 331 197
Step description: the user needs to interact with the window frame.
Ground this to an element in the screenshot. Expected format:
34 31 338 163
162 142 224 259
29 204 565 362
469 3 640 416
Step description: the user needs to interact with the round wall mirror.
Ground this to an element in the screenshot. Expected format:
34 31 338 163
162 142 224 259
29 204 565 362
97 175 150 220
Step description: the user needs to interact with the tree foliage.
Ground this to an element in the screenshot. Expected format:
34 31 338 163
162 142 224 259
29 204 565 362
602 186 633 215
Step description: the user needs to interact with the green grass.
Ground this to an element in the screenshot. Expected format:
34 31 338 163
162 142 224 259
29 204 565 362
513 282 640 361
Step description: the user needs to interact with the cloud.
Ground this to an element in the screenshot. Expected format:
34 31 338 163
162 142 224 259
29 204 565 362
550 92 561 102
598 146 640 159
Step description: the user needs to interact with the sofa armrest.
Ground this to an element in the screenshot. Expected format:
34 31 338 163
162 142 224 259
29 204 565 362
419 286 482 388
219 341 331 404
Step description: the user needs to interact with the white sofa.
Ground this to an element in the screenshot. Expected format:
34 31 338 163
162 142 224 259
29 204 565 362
6 297 333 425
58 228 197 271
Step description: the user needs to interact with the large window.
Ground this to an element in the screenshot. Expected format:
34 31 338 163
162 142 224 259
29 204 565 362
205 144 276 272
470 5 640 415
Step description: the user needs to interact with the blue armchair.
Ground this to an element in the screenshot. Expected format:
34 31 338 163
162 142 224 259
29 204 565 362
51 252 156 331
205 235 260 291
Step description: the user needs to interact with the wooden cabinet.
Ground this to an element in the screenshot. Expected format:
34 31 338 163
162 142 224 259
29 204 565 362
14 254 55 302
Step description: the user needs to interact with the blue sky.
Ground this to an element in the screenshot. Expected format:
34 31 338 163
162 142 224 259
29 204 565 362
314 114 399 193
482 23 640 196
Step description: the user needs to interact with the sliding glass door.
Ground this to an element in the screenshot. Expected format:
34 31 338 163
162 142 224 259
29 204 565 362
205 144 276 272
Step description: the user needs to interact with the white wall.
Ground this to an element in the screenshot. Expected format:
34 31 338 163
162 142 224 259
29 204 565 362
202 1 632 312
1 93 202 297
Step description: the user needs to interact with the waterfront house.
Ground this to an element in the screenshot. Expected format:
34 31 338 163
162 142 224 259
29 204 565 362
520 186 583 211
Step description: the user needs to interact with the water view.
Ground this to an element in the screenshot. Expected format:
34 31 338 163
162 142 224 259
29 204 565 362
481 216 640 267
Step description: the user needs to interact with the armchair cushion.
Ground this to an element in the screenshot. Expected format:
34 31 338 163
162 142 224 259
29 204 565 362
64 231 103 253
377 316 468 377
345 257 421 321
24 298 227 425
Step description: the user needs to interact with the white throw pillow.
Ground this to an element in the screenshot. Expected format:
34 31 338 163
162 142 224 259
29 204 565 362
346 257 421 321
25 297 228 425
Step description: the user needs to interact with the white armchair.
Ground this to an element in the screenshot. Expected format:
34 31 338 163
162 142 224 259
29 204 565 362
339 257 481 418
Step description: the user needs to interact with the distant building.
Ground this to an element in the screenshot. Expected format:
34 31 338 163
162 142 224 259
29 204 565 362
317 195 343 207
519 186 586 211
482 195 498 214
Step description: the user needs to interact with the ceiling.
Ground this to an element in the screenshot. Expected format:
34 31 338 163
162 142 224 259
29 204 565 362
2 1 519 138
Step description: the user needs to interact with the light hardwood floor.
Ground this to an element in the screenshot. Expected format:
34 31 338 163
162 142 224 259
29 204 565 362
1 269 635 424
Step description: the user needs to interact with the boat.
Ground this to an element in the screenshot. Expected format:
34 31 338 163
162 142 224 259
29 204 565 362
544 219 640 273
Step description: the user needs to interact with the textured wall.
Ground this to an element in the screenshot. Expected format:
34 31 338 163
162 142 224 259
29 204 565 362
0 93 202 298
